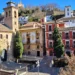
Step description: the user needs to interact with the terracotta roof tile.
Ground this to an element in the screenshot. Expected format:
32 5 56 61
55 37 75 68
0 23 12 32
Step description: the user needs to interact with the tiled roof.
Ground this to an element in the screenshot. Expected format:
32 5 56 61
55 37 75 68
57 17 75 22
59 27 75 31
0 23 12 32
21 22 42 26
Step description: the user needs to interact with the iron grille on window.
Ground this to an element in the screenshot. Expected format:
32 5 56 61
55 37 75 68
48 34 52 39
27 45 30 49
49 26 52 31
37 45 39 49
65 41 70 49
65 33 69 39
73 32 75 39
27 38 30 44
73 41 75 48
65 45 70 49
49 42 53 48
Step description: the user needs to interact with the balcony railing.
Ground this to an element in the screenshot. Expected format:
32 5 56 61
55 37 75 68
27 34 30 37
65 45 70 49
48 37 53 40
73 36 75 39
27 40 30 44
27 45 30 49
65 36 69 39
37 45 40 49
36 39 40 43
48 45 53 48
36 33 40 36
73 45 75 48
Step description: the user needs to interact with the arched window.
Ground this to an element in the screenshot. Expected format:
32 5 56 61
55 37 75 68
0 34 3 39
6 12 8 17
14 11 17 18
9 11 11 16
6 34 8 39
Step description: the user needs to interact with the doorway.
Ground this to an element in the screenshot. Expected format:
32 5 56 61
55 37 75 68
37 51 40 57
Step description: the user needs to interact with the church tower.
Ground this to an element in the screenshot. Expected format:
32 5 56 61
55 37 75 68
4 0 19 32
17 0 24 8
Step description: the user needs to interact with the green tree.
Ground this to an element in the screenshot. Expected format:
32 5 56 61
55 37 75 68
13 31 23 62
53 27 64 58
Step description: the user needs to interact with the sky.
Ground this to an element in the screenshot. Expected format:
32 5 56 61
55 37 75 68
0 0 75 13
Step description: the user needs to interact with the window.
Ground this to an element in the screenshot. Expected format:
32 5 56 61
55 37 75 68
15 29 16 31
49 26 52 31
67 12 69 16
73 32 75 38
27 45 30 49
37 45 39 49
73 41 75 48
15 22 16 25
9 11 11 16
6 35 8 39
14 11 17 18
49 42 53 48
0 34 2 39
65 41 69 48
67 8 69 11
28 51 31 55
6 12 8 17
65 33 69 39
49 34 52 39
27 38 30 44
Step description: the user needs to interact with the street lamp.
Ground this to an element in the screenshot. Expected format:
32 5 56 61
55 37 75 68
42 24 46 56
36 60 40 75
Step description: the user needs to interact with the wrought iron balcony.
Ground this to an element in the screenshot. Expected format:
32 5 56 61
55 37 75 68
27 40 30 44
48 45 53 48
48 36 53 40
65 36 69 39
27 34 30 37
36 39 40 43
65 45 70 49
27 45 30 49
73 45 75 48
73 36 75 39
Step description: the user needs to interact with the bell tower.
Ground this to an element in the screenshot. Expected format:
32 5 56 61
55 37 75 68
4 0 19 32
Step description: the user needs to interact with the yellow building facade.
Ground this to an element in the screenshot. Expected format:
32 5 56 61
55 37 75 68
0 1 44 58
20 22 43 57
0 1 19 60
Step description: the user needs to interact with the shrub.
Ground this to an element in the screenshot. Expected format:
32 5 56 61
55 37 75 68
53 58 68 67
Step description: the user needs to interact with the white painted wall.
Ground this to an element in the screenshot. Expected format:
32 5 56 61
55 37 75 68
65 6 73 17
65 20 75 27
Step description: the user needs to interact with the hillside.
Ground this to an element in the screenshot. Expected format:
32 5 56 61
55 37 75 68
18 3 64 22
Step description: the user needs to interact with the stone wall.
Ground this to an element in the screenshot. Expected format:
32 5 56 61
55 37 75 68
0 70 15 75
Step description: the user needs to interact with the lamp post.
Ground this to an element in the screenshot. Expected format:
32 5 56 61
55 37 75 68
36 60 40 75
42 24 46 56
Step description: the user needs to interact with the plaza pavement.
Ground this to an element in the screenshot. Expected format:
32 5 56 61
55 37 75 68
27 56 60 75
